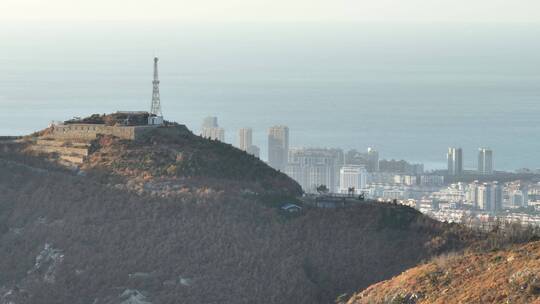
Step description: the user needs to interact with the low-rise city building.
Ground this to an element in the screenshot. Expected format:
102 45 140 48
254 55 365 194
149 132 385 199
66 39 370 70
339 165 367 194
285 148 344 193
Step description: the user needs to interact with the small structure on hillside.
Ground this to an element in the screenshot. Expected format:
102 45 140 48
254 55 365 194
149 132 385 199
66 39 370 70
45 56 169 141
300 193 367 208
281 203 302 213
23 57 174 167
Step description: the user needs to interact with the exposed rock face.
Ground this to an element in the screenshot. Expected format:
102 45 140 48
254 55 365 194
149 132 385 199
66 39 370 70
29 243 65 284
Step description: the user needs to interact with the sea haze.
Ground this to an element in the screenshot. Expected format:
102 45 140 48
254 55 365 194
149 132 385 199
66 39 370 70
0 22 539 170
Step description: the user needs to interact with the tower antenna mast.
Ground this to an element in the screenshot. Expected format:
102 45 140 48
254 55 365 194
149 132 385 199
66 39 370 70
150 57 162 116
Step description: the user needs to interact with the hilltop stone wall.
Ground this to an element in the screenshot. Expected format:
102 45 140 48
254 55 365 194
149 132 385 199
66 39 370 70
29 145 89 157
49 124 156 141
0 136 22 141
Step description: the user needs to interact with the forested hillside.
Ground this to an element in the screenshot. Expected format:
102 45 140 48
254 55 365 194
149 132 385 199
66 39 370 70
0 158 471 304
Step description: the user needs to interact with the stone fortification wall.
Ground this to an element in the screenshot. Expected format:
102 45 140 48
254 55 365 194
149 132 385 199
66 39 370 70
49 124 156 141
0 136 22 141
35 139 89 148
29 145 89 157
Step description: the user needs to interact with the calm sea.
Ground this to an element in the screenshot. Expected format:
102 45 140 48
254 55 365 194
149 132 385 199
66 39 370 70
1 23 539 170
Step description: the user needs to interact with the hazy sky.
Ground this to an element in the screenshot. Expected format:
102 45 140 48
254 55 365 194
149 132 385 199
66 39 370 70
1 0 539 24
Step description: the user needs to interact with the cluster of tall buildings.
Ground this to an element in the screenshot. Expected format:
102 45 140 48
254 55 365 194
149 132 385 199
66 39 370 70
262 124 430 195
263 124 374 194
431 180 532 214
447 147 494 176
198 117 507 199
200 116 261 157
200 116 225 142
198 118 376 195
466 181 503 212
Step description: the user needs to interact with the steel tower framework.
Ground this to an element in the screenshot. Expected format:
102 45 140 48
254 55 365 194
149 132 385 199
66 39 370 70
150 57 162 116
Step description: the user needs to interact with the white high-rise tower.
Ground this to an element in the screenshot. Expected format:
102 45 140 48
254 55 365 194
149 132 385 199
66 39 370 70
478 148 493 175
447 147 463 176
238 128 253 151
268 126 289 170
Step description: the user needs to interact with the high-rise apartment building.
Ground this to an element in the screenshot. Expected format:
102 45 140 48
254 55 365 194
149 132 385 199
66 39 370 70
447 147 463 176
476 182 502 213
345 148 379 172
339 165 367 194
201 116 218 129
466 181 480 208
378 159 424 175
366 147 380 172
478 148 493 175
201 116 225 142
202 128 225 142
285 148 344 193
476 183 490 211
238 128 253 151
246 145 260 158
268 126 289 170
238 128 260 158
420 175 445 187
506 181 529 208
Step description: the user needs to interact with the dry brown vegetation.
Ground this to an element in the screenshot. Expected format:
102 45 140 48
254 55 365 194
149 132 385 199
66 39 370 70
347 241 540 304
82 126 302 199
0 125 495 304
0 156 472 304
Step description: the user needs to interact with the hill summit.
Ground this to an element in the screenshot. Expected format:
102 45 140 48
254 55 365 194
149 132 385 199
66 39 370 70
12 113 301 198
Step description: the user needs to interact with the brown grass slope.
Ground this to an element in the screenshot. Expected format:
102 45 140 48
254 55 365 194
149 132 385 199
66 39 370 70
347 241 540 304
19 124 302 199
0 157 474 304
86 126 301 194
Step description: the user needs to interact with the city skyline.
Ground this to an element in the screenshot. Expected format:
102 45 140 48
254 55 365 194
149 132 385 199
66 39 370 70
154 112 540 216
195 116 513 174
154 59 536 215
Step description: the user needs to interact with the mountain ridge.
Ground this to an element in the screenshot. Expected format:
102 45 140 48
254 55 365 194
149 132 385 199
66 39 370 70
0 117 478 303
